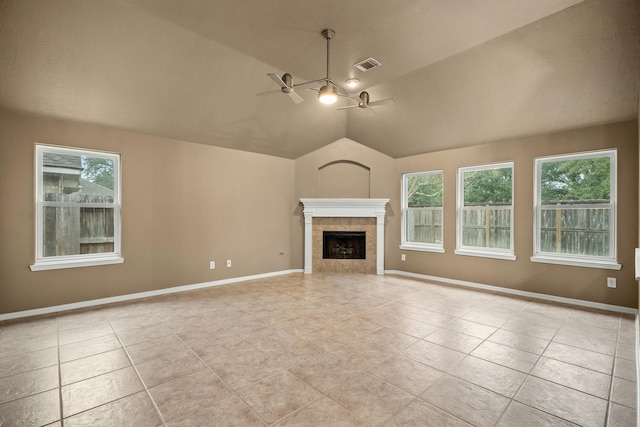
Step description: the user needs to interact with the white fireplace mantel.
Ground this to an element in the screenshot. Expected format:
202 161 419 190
300 198 389 275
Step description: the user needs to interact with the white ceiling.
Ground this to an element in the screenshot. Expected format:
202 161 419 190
0 0 638 158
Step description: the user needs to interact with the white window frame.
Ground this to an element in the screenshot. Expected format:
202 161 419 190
531 150 620 270
30 145 123 271
455 162 516 260
400 170 444 253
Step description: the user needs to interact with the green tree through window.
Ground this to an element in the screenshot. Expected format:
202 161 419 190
407 174 442 207
82 157 115 190
541 157 610 204
463 167 512 206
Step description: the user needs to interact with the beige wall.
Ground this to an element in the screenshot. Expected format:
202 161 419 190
391 121 638 308
1 111 638 314
0 109 295 314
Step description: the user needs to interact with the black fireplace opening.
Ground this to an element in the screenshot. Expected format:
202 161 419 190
323 231 366 259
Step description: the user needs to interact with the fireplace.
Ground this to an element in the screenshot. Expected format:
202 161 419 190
300 198 389 274
323 231 366 259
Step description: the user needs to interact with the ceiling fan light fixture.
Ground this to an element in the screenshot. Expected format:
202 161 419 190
318 84 338 104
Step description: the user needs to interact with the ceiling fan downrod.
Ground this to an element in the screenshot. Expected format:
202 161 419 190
318 29 338 104
322 29 335 85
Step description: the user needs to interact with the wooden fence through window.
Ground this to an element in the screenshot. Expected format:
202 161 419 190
43 194 115 256
540 207 610 256
407 206 610 255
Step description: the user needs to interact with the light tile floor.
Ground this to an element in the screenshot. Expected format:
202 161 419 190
0 274 637 426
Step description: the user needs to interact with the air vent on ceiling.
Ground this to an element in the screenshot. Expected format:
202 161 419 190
353 57 381 72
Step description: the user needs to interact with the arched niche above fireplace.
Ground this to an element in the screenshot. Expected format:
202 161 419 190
318 160 370 198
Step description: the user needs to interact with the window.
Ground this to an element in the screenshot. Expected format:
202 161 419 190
31 145 123 271
532 150 619 270
401 171 444 252
456 162 515 260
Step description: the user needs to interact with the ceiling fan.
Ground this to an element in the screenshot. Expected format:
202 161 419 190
336 91 395 113
256 29 352 105
256 73 312 104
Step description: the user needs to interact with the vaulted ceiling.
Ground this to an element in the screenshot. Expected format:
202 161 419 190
0 0 638 158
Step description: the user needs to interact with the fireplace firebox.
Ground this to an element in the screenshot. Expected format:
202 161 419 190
323 231 366 259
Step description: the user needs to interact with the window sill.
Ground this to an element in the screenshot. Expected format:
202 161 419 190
400 244 445 253
30 255 124 271
531 255 621 270
455 248 516 261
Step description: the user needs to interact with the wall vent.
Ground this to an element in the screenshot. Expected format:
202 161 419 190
353 57 381 72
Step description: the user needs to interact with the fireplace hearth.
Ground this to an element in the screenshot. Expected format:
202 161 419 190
323 231 366 259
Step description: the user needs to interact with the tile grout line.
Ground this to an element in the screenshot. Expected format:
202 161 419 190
604 314 623 426
270 335 388 426
268 389 370 427
504 305 618 426
55 311 158 422
346 298 424 425
171 330 273 426
252 290 407 424
56 315 64 427
399 294 510 426
471 294 561 426
107 313 167 426
283 298 408 425
497 303 568 426
460 302 518 427
475 299 533 426
403 351 475 425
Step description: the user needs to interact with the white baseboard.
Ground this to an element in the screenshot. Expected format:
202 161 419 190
0 269 304 322
385 269 638 315
3 268 636 319
636 315 640 427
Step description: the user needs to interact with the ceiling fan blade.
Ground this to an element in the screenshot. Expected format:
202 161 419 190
256 89 281 96
336 105 359 110
368 98 394 107
365 106 376 114
267 73 287 88
262 73 303 103
288 91 304 104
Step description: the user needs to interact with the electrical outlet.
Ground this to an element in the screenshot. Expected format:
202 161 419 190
607 277 616 288
401 254 406 261
209 261 215 269
226 260 232 268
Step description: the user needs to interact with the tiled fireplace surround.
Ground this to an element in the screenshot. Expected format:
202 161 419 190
300 199 389 275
